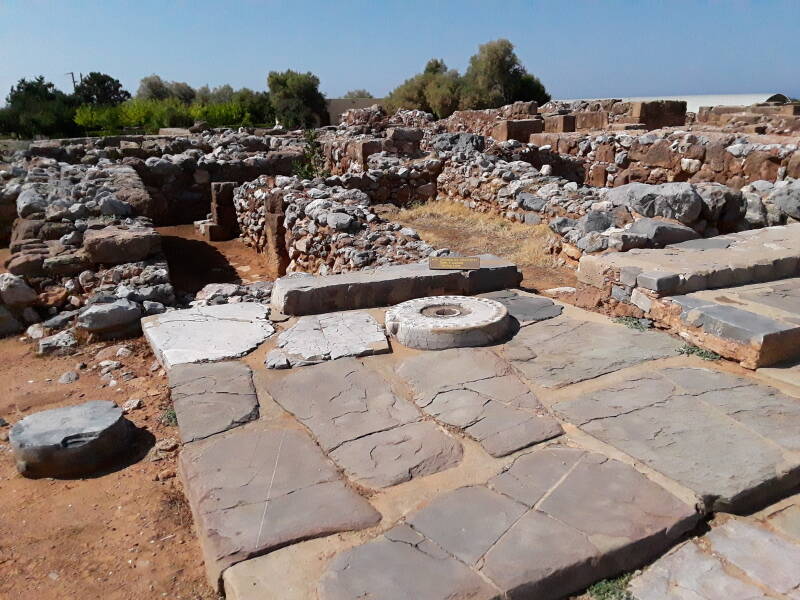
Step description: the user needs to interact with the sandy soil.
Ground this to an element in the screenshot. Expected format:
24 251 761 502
0 335 218 600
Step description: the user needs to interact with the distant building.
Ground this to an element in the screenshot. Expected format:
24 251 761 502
326 98 386 125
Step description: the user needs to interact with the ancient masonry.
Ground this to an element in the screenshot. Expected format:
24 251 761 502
2 95 800 599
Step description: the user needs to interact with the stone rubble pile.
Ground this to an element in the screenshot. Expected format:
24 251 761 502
234 175 445 276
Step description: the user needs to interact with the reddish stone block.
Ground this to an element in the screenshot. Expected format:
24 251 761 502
544 115 576 133
575 111 608 131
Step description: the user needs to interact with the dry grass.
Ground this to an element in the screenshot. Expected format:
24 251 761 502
397 199 558 268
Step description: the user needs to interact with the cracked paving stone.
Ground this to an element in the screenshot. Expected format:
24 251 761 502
330 421 462 488
267 311 389 368
556 366 800 513
631 517 800 600
180 422 380 587
399 348 562 457
142 303 275 369
263 358 462 488
168 361 258 443
482 290 563 325
500 315 681 388
319 529 497 600
319 446 698 600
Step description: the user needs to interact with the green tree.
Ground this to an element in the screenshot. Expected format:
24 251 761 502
74 72 131 105
267 70 327 129
136 75 172 100
343 89 374 99
0 76 80 138
386 58 462 119
167 81 196 104
460 39 549 109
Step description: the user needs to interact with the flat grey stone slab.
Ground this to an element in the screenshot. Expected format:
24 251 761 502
262 358 462 488
319 447 699 600
10 400 132 478
501 315 682 388
556 366 800 512
143 303 275 369
320 529 496 600
329 421 463 488
482 290 563 325
629 539 770 600
630 517 800 600
168 361 258 443
179 422 381 586
268 311 388 368
399 348 562 457
271 254 522 316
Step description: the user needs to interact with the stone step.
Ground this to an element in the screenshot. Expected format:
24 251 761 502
270 254 522 316
578 224 800 305
630 497 800 599
651 278 800 368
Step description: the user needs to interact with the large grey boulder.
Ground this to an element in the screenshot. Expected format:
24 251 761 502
694 182 746 230
431 133 485 154
83 226 160 264
768 180 800 220
0 273 37 307
628 218 700 247
16 188 47 218
608 182 703 224
0 305 24 336
77 299 142 333
10 400 132 478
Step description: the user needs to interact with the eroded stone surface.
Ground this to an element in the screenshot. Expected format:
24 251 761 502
10 400 132 478
262 358 462 487
501 315 681 388
399 348 563 457
482 290 563 325
143 303 274 369
168 361 258 443
179 422 381 586
319 447 698 600
268 311 389 368
556 366 800 512
630 516 800 600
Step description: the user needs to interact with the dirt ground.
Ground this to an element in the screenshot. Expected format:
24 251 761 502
394 199 578 291
157 224 274 295
0 335 218 600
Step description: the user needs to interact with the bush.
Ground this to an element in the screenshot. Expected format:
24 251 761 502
268 70 327 129
293 129 329 179
0 76 81 138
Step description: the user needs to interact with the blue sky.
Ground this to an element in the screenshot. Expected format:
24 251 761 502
1 0 798 102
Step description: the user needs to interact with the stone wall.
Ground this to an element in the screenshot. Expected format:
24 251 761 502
530 130 800 189
234 175 442 277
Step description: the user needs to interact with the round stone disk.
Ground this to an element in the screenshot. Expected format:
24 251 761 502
385 295 512 350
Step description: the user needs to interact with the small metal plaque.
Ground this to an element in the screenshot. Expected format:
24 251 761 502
428 256 481 270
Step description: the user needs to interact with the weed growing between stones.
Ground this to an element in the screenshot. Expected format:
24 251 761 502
293 128 330 180
587 572 634 600
160 406 178 427
612 316 652 331
678 343 722 361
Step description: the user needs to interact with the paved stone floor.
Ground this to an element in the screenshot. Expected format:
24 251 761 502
148 293 800 599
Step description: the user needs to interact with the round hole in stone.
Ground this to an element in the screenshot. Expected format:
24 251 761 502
421 304 469 318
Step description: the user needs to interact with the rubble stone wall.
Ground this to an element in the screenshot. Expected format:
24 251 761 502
530 130 800 189
234 175 442 277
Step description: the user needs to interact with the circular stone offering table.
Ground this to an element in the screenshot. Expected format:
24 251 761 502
385 295 512 350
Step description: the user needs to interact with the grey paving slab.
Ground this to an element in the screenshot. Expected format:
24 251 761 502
500 315 682 388
481 290 563 325
262 358 462 488
319 531 497 600
168 361 258 443
629 541 771 600
328 421 463 489
142 303 275 369
398 348 562 457
631 514 800 600
179 422 381 587
318 447 699 600
272 254 522 316
267 311 389 368
556 366 800 512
